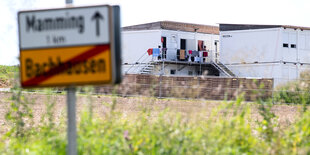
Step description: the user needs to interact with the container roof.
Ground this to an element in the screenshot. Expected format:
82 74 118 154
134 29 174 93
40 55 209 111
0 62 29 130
219 23 310 31
122 21 219 35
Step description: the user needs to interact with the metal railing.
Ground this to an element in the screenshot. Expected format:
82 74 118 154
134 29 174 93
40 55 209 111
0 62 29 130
125 51 152 74
211 62 233 77
124 48 237 77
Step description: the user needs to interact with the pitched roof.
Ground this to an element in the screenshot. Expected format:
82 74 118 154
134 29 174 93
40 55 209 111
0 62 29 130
122 21 219 35
219 24 310 31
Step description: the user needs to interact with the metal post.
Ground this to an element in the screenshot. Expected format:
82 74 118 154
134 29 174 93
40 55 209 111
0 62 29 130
159 58 165 98
159 74 162 98
66 0 75 154
66 0 73 4
67 86 77 155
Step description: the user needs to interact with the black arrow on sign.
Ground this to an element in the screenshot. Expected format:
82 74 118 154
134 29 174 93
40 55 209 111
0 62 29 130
92 11 104 37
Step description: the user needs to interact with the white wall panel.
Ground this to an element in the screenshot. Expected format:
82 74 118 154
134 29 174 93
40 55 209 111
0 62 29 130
220 28 281 64
122 30 161 64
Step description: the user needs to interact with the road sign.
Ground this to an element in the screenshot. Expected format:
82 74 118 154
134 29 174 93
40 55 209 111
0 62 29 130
18 5 122 88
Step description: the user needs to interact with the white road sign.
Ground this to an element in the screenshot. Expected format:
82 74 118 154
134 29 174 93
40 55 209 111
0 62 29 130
18 5 110 49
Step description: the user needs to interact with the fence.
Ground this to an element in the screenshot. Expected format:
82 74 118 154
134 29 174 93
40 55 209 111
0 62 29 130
95 74 273 101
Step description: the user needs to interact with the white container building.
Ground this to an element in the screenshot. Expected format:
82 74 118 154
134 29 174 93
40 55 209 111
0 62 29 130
122 21 235 77
219 24 310 87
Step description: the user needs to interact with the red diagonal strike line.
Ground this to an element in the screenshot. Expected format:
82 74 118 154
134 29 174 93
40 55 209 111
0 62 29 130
22 44 110 87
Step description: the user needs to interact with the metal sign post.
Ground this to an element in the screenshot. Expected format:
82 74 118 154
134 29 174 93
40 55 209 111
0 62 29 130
64 0 76 154
67 86 77 155
66 0 73 4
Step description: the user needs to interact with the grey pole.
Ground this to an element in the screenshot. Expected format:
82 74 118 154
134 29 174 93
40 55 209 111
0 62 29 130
65 0 76 154
66 0 73 4
67 86 77 155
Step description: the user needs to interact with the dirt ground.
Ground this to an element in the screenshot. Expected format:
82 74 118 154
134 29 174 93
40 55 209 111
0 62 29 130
0 92 303 135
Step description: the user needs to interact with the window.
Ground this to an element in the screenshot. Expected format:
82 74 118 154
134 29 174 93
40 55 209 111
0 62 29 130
161 37 167 48
198 40 204 51
291 44 296 48
283 43 289 48
188 71 193 75
161 37 167 59
170 69 176 75
180 39 186 50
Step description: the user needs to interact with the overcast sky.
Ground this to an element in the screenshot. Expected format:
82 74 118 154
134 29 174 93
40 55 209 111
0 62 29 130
1 0 309 65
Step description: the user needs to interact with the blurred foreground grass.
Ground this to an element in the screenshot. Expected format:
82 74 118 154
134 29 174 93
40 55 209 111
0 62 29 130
0 89 309 154
0 65 310 154
0 65 18 87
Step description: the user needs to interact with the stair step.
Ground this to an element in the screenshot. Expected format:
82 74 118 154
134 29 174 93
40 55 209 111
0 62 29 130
142 67 153 70
140 71 150 74
212 62 235 77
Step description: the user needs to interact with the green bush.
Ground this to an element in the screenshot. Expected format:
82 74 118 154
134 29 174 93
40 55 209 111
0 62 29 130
275 71 310 104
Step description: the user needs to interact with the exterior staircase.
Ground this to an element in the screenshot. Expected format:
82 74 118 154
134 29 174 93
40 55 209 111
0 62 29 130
125 51 157 75
211 61 236 77
139 62 156 74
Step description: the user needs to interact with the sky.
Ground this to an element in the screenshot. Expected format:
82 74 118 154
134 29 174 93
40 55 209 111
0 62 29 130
1 0 310 65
